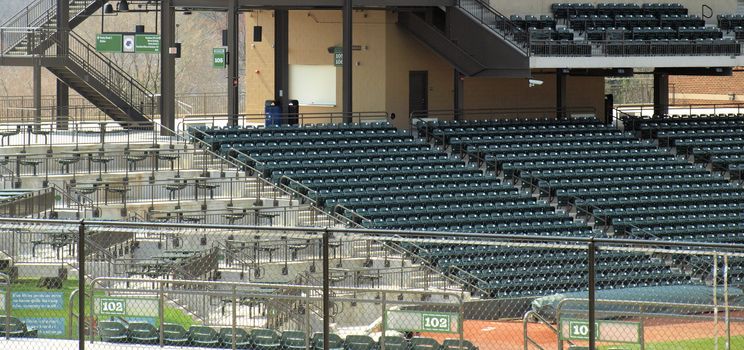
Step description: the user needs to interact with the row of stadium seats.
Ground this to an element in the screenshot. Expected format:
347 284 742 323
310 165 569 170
627 114 744 177
582 26 723 40
570 15 707 31
193 122 609 296
98 321 476 350
420 116 744 243
551 3 689 19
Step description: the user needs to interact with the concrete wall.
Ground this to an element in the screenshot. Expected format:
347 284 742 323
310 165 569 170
489 0 739 23
244 10 606 126
463 72 606 119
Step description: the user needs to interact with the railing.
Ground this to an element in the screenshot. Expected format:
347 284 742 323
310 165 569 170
529 38 742 57
0 0 56 55
617 101 744 119
456 0 530 55
178 111 390 133
65 31 156 121
410 107 598 141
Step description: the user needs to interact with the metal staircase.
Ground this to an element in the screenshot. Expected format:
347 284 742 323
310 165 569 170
0 0 155 124
398 0 530 77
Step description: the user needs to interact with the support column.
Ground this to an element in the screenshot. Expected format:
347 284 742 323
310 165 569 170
453 70 464 120
342 0 353 123
654 71 669 117
56 0 69 129
274 10 289 116
227 0 240 126
160 0 176 133
56 81 69 129
556 70 567 119
33 62 42 126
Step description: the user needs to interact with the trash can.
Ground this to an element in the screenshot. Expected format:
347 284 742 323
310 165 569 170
264 100 281 126
287 100 299 125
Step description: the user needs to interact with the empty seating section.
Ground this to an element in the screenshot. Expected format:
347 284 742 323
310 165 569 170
420 116 744 247
510 3 743 56
95 323 472 350
629 114 744 179
195 122 617 297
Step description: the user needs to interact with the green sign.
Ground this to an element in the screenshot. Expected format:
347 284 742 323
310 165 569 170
422 313 452 332
135 34 160 53
97 298 127 315
333 47 343 66
96 34 122 53
560 319 640 344
213 48 227 68
386 310 459 333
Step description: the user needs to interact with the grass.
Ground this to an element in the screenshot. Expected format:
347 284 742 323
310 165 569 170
4 278 195 338
586 335 744 350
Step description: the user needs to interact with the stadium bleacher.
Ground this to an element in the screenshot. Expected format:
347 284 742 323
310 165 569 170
94 320 473 350
506 3 744 56
420 116 744 247
193 121 693 297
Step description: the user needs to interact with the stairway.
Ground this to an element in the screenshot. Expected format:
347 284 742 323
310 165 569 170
0 0 155 124
398 1 530 77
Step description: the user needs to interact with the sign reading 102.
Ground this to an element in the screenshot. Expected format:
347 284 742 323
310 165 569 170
99 298 126 315
422 313 450 332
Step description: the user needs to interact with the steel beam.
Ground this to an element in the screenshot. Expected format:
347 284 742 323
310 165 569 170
56 0 70 129
556 69 567 119
275 10 290 116
342 0 353 123
653 71 669 117
33 61 42 125
160 0 176 132
172 0 454 9
228 0 240 126
453 70 464 120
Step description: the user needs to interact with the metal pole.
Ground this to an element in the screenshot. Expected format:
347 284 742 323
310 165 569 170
380 292 387 350
323 228 330 350
78 220 86 350
227 0 239 126
342 0 353 123
159 283 165 347
714 254 719 350
4 273 9 340
160 0 176 134
725 255 730 350
232 285 237 350
587 238 596 350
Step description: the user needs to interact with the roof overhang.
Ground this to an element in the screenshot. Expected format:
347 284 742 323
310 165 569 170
530 55 744 70
171 0 454 9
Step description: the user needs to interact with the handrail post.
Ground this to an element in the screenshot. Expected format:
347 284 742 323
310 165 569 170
322 228 330 350
78 219 86 349
587 237 596 350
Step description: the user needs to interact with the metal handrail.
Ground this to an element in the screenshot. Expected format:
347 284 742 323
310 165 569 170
456 0 530 55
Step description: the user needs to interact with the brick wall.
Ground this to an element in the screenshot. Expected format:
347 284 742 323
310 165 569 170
669 68 744 103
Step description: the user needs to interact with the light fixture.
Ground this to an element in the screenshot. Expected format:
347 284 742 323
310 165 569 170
103 2 115 14
117 0 129 12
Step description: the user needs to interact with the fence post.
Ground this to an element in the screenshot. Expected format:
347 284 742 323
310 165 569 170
380 292 387 350
232 285 237 350
724 255 730 350
305 290 311 350
587 237 596 350
714 254 719 350
159 282 165 347
78 219 86 350
322 228 330 350
4 272 10 340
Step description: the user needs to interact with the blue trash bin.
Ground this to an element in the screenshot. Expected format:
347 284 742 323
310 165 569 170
265 100 281 126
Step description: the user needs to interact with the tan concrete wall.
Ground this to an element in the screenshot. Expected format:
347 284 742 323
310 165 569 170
384 12 454 129
489 0 738 23
244 10 606 126
463 73 606 120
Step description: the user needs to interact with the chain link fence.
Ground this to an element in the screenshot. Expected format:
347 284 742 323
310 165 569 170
0 218 743 350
